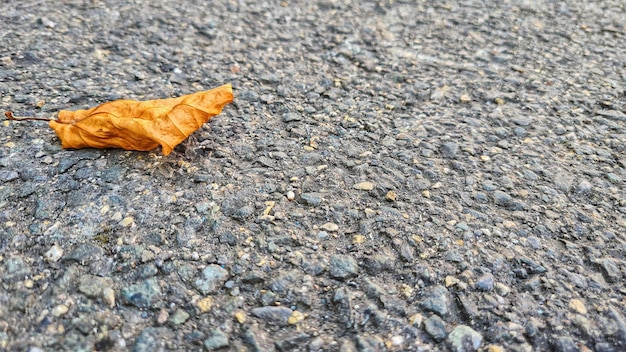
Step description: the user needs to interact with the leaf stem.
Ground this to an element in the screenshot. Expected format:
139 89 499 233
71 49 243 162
4 111 53 122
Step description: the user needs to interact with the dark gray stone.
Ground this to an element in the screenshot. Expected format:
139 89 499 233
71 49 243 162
300 192 322 206
329 255 359 279
475 273 494 291
251 306 293 326
440 142 459 158
424 314 447 341
203 329 229 350
65 243 104 266
421 285 450 316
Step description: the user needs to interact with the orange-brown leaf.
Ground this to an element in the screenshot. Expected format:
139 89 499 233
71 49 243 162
48 84 233 155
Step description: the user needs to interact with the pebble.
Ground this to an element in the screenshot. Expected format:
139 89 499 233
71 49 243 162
251 306 293 326
168 309 190 326
447 325 483 352
193 265 229 295
486 345 505 352
44 245 63 263
301 192 322 206
275 333 311 351
420 285 450 316
121 278 161 308
320 222 339 232
282 112 302 122
286 191 295 201
445 276 460 287
119 216 134 227
3 256 32 281
196 297 213 313
424 314 447 341
492 190 512 207
440 142 459 158
51 304 69 317
494 283 511 296
553 172 574 192
460 94 472 103
134 327 161 352
475 273 494 291
156 309 169 325
329 254 359 279
0 170 19 182
203 329 229 350
385 191 397 201
599 258 621 283
553 336 577 352
288 310 305 325
352 235 366 244
64 243 104 266
239 90 259 102
511 115 533 126
353 182 375 191
102 287 116 308
568 299 587 315
234 311 246 323
78 274 113 298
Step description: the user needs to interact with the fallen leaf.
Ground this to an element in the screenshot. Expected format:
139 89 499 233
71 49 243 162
6 84 233 155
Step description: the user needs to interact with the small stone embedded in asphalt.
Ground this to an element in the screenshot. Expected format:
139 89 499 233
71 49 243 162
2 256 32 282
64 243 104 265
440 142 459 158
203 329 229 350
424 314 447 341
44 245 63 263
301 192 322 206
329 254 359 279
134 327 161 352
251 306 293 326
51 304 69 317
420 285 450 316
568 299 587 315
275 333 311 351
492 190 512 207
510 114 533 126
168 308 190 326
353 182 375 190
553 336 577 352
599 258 621 283
476 273 494 291
320 222 339 232
239 90 259 102
78 274 113 298
282 112 302 122
447 325 483 352
121 278 161 309
0 170 19 182
553 172 574 192
193 264 229 295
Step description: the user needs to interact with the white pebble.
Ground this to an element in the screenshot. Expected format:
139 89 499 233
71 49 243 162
44 245 63 263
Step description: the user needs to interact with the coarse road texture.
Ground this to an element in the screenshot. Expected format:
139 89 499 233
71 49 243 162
1 1 625 351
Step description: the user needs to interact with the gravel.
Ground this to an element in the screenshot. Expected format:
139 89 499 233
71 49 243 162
0 0 625 351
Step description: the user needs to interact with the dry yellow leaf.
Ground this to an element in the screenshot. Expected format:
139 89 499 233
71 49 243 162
6 84 233 155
